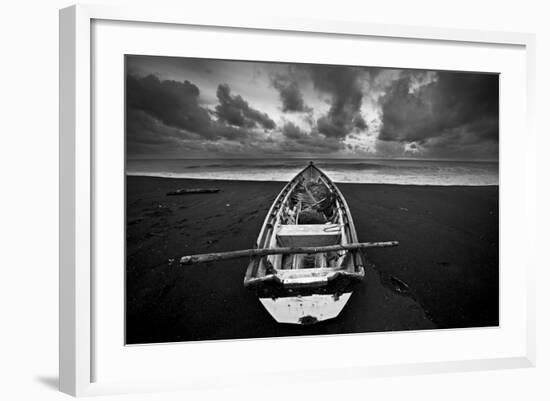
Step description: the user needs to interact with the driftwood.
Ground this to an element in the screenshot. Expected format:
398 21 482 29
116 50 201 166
179 241 399 265
166 188 220 196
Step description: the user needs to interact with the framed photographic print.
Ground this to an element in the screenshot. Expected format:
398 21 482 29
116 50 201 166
59 4 536 396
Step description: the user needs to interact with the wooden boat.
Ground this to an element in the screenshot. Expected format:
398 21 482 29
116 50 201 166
179 161 398 325
243 161 366 325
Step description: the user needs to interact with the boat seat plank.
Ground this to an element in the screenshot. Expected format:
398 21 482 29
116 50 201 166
276 224 341 248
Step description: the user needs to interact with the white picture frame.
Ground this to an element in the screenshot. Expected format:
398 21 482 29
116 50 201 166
59 4 536 397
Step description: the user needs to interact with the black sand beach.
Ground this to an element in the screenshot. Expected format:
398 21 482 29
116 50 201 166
126 176 498 344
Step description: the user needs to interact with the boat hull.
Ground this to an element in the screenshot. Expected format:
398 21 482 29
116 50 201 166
259 293 352 325
244 162 364 324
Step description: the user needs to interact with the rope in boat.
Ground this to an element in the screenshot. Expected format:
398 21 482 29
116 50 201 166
290 179 336 224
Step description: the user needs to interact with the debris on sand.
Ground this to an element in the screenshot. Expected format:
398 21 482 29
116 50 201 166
166 188 220 196
390 275 410 295
145 232 165 239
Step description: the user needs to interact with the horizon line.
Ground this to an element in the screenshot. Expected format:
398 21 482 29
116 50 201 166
127 156 499 163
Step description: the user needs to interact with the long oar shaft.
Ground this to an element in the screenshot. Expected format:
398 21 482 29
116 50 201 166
179 241 398 265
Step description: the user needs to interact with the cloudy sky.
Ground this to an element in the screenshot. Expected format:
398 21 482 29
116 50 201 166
126 55 499 160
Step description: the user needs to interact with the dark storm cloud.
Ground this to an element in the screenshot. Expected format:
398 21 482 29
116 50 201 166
125 108 201 157
280 121 343 153
281 121 306 140
353 114 367 130
379 72 499 149
271 74 310 113
127 74 213 136
308 65 368 138
127 74 277 151
215 84 276 130
126 108 198 145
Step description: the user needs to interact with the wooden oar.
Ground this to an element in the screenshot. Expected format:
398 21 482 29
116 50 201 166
179 241 399 265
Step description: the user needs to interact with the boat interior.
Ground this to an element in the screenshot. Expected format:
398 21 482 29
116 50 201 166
245 164 363 287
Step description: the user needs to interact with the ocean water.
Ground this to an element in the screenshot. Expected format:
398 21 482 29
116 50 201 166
126 158 498 186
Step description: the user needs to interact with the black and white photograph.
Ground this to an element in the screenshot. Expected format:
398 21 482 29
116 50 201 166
3 0 548 399
125 55 499 344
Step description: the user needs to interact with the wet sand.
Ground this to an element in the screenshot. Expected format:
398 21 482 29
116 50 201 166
126 176 498 344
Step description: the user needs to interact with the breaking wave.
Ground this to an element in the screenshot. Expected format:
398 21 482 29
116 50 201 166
126 158 498 186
